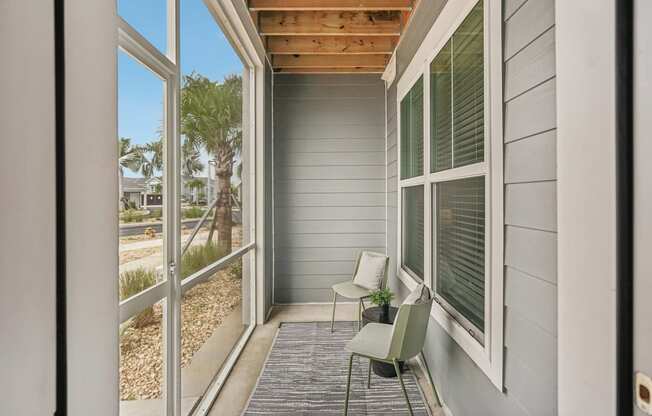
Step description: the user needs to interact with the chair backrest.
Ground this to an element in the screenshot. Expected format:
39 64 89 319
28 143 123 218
351 251 390 289
387 298 433 361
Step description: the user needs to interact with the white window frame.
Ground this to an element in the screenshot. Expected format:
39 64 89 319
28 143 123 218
395 0 504 389
116 0 267 414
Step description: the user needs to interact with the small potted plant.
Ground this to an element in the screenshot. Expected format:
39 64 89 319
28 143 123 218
369 288 394 324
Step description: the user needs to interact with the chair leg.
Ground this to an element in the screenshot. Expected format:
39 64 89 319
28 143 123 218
367 359 372 389
358 299 362 331
344 354 354 416
331 290 337 333
420 351 441 407
393 359 414 416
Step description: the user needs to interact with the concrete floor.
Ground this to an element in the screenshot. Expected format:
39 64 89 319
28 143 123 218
207 304 444 416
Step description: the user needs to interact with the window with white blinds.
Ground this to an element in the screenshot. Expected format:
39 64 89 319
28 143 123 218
431 1 484 173
400 76 424 180
402 186 424 280
396 0 503 386
435 177 485 338
430 0 486 340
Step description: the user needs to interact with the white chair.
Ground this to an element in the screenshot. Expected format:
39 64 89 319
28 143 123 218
331 251 389 332
343 284 440 415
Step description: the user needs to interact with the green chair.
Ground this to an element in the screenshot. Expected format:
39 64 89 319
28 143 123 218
342 286 440 415
331 251 390 332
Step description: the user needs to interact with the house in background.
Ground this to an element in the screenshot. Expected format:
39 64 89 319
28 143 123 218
2 1 650 416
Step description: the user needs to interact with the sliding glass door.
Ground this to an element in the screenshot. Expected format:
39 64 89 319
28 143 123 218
116 1 258 414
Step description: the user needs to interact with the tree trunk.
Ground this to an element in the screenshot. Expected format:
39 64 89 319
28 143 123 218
206 149 234 254
215 170 232 253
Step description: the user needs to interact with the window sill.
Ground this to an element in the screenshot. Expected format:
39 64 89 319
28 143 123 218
396 268 503 390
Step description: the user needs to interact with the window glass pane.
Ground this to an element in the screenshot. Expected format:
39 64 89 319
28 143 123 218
118 51 166 295
400 76 424 179
430 40 452 173
452 1 484 167
118 0 167 54
435 176 485 331
402 186 424 279
180 253 251 412
119 302 164 413
118 49 166 416
178 0 245 279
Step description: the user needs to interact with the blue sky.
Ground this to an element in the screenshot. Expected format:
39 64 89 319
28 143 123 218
118 0 243 177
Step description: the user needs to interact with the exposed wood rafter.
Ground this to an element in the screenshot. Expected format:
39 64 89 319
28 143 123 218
248 0 415 73
249 0 413 11
267 36 396 54
259 11 402 36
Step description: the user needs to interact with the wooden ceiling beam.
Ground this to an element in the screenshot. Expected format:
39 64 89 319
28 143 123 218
274 67 384 73
267 36 396 54
249 0 412 11
272 53 389 68
259 11 401 36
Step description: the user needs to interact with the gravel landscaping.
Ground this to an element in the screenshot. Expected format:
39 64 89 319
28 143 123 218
119 264 242 401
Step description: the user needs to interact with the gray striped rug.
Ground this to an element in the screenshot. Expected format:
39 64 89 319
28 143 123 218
243 321 430 415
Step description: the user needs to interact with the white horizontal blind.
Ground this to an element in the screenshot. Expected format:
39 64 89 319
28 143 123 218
431 0 486 336
431 1 484 172
435 177 485 331
400 76 424 179
403 186 425 280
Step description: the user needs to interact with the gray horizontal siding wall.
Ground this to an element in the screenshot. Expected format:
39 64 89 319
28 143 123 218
273 74 386 303
387 0 558 415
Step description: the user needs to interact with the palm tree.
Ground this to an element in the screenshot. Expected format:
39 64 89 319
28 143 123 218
181 72 242 253
186 178 205 203
118 137 147 210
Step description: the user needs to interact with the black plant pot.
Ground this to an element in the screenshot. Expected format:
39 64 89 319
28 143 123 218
380 303 390 324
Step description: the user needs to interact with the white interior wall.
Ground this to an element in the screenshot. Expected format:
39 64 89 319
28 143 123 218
556 1 617 415
0 2 57 415
65 1 119 414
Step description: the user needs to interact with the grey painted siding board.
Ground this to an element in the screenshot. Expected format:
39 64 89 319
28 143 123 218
280 247 381 262
504 27 556 101
503 0 555 60
274 100 383 125
275 123 384 139
274 84 383 99
281 220 386 235
504 348 556 416
275 275 353 290
276 151 385 166
274 193 386 207
505 225 557 284
275 288 347 303
276 206 385 221
505 78 556 142
275 179 385 193
275 261 356 276
274 74 385 303
276 165 385 180
505 181 557 232
505 267 557 335
275 233 386 248
275 138 384 153
505 130 556 183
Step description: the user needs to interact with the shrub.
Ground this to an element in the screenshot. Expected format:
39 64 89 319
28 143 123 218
119 268 157 328
147 208 162 220
121 209 145 223
230 259 242 279
183 206 204 219
181 242 227 279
